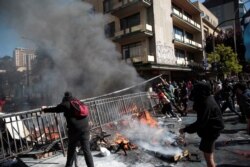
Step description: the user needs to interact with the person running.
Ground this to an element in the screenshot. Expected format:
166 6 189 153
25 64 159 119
157 88 181 121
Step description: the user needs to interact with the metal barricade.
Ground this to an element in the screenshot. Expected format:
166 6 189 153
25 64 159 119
0 92 155 163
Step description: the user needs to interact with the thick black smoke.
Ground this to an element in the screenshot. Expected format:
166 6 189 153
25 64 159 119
0 0 144 103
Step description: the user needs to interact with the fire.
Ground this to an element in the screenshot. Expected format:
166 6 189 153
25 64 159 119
30 127 59 141
44 128 60 140
114 133 137 150
137 110 158 128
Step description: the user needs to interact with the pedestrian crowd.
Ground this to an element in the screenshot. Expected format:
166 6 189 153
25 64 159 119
150 77 250 134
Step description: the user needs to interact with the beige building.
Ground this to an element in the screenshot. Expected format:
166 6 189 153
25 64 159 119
13 48 36 72
85 0 216 80
193 1 219 37
193 1 220 67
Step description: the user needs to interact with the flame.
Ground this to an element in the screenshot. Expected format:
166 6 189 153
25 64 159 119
114 133 129 144
44 127 60 140
114 133 137 150
137 110 158 128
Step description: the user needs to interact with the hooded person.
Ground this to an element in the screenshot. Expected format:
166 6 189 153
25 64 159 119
42 91 94 167
179 81 224 167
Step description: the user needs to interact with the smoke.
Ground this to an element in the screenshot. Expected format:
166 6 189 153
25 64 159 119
120 120 182 156
0 0 144 103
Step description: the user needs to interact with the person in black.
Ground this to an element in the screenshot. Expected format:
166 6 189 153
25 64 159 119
234 82 250 134
180 82 188 116
179 82 224 167
221 80 241 117
42 92 94 167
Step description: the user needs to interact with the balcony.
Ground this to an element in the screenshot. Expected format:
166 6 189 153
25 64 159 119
113 24 153 43
187 61 204 70
172 8 201 33
131 54 155 64
111 0 152 18
173 34 202 52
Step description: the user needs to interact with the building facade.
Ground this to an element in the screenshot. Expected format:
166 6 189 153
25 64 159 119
203 0 246 31
193 1 220 68
85 0 212 81
13 48 36 72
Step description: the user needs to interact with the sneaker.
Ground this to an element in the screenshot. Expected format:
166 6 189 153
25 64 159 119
177 118 182 122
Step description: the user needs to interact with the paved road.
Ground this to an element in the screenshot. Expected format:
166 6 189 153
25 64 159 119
6 112 250 167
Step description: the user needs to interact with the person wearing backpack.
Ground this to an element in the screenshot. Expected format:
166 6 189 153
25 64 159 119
41 91 94 167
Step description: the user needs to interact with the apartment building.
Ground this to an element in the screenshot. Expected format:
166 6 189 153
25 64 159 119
85 0 206 80
193 1 220 65
193 2 219 37
13 48 36 72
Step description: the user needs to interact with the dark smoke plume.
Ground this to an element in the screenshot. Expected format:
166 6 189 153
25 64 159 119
0 0 144 103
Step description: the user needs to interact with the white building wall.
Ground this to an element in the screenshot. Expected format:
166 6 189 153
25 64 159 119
153 0 176 65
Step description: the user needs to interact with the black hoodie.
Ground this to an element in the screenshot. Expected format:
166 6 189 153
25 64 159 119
43 94 90 133
184 82 224 139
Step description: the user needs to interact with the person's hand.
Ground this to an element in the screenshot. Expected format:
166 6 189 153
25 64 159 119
39 106 47 115
179 128 185 134
41 106 47 111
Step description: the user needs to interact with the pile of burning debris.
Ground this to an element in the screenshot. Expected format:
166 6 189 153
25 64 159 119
87 109 199 163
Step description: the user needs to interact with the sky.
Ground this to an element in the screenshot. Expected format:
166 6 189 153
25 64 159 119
0 0 249 57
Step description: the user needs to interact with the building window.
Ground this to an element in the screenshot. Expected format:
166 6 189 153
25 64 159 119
186 52 194 61
184 11 192 19
103 0 111 13
120 13 140 30
185 31 193 40
172 4 181 13
105 22 115 38
173 26 184 40
122 42 142 59
175 48 185 60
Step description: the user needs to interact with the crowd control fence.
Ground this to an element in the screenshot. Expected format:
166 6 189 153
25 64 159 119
0 92 158 163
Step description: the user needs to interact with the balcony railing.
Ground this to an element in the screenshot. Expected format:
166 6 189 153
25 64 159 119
131 54 155 63
172 8 201 29
111 0 152 11
174 34 202 49
176 59 204 70
114 24 153 38
187 61 204 69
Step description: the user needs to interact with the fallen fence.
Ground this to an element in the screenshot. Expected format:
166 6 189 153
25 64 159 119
0 92 158 163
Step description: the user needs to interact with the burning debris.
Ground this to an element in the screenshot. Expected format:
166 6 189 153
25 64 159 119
111 133 137 156
88 107 191 163
137 110 158 128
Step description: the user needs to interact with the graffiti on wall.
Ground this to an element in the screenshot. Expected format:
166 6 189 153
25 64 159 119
156 41 176 64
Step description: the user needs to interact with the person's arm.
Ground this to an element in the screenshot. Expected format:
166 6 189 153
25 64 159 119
42 104 65 113
181 103 211 134
160 77 168 85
